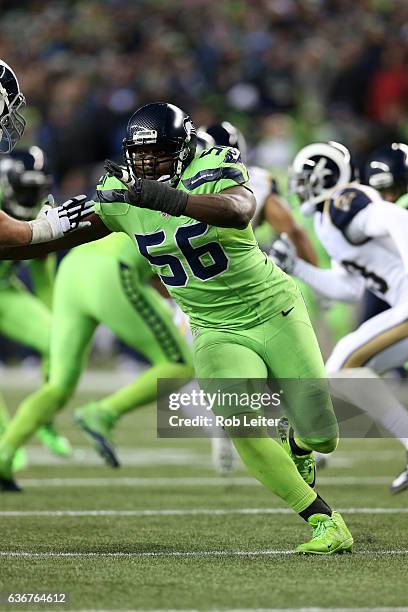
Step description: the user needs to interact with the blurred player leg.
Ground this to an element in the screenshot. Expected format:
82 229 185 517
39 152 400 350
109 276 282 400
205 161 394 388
0 285 71 458
75 262 194 465
0 392 27 471
326 305 408 493
0 257 98 490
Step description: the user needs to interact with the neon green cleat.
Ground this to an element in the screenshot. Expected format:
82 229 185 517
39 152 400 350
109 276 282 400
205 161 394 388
278 417 315 487
12 448 28 472
75 403 119 468
296 511 353 555
36 423 72 458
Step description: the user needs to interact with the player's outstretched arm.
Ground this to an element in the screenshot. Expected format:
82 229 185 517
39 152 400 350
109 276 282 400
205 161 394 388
270 234 364 303
263 194 318 264
293 258 365 303
0 194 95 248
0 214 110 260
105 160 256 229
0 210 32 246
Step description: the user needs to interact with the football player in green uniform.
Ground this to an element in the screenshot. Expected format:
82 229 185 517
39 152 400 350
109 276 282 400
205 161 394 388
0 230 193 478
0 147 72 460
0 103 353 554
204 122 319 475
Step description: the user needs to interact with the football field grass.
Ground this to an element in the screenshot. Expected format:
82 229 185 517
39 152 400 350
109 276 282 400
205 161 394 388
0 382 407 611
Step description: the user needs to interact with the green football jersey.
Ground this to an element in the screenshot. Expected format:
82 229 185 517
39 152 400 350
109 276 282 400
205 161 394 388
95 146 298 330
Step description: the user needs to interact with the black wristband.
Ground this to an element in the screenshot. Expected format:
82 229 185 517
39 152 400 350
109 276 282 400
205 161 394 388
136 179 188 216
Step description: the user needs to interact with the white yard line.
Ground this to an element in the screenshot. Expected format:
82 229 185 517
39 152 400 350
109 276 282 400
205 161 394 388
0 507 407 517
25 446 209 467
18 475 394 487
0 366 143 393
0 549 407 558
66 608 408 612
67 608 408 612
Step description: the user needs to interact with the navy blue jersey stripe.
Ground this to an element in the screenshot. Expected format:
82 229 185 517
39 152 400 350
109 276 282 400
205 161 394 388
181 166 245 191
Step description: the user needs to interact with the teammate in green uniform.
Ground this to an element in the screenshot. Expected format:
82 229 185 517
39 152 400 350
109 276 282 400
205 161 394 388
0 148 71 460
0 230 193 479
1 103 353 554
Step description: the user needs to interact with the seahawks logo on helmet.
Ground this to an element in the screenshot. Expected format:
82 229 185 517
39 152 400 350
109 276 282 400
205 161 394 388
130 126 158 145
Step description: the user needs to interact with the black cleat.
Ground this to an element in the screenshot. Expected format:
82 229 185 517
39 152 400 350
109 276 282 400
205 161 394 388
0 476 22 492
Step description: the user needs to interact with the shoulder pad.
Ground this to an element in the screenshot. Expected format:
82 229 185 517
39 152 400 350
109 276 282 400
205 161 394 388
223 147 242 164
96 173 127 191
95 173 128 203
327 186 371 230
183 147 248 190
197 146 241 166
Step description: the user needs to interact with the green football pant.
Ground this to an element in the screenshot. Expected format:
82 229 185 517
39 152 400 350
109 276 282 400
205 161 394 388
0 284 51 427
192 294 338 513
0 284 50 355
0 250 193 455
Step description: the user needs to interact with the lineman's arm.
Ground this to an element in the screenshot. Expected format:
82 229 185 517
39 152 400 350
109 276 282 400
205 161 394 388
0 210 31 246
104 160 256 229
0 193 96 249
293 259 365 303
184 186 256 229
263 194 318 264
347 201 408 273
270 234 364 302
0 214 110 260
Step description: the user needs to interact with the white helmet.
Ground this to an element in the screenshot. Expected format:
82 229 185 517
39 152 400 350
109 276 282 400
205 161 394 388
196 127 215 154
290 142 353 215
0 60 26 153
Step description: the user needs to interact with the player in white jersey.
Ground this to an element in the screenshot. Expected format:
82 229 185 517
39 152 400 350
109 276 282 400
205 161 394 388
270 141 408 493
202 122 317 475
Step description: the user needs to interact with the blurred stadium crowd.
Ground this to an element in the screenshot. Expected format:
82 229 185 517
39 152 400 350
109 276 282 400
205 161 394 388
0 0 407 195
0 0 407 364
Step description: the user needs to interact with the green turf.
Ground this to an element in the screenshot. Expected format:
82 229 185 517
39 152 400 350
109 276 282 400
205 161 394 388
0 387 407 610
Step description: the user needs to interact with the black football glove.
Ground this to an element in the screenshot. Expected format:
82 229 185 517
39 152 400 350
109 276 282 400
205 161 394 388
104 159 188 217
